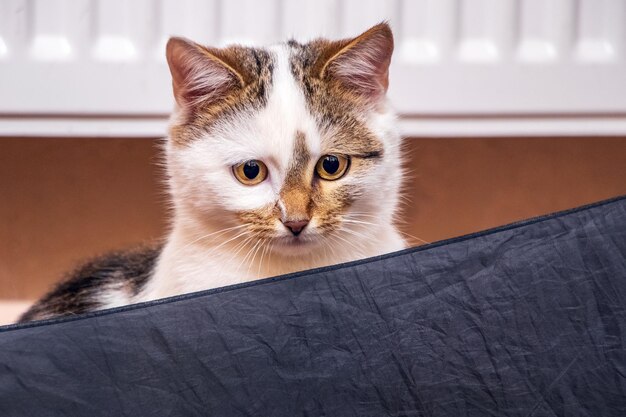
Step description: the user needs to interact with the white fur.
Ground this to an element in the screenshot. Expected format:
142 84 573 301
132 44 405 303
98 282 134 310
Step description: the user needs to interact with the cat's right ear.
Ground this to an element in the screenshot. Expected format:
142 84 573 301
166 37 245 108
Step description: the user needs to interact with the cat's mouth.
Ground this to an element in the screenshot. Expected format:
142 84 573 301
271 233 320 254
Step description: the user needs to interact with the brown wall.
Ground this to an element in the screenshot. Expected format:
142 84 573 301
0 138 166 300
402 137 626 244
1 137 625 302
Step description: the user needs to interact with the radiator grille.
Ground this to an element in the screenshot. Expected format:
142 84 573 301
0 0 625 135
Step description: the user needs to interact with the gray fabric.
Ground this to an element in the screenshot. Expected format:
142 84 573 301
1 196 625 416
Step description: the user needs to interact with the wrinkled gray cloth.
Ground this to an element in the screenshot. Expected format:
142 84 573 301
1 196 625 416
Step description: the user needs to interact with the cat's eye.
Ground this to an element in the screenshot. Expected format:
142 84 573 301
233 160 268 185
315 154 350 181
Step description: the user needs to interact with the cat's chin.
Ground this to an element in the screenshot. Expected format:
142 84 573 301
270 235 321 256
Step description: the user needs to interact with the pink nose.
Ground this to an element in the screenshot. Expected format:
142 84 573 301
283 219 309 236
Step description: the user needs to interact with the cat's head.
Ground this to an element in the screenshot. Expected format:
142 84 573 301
165 23 403 258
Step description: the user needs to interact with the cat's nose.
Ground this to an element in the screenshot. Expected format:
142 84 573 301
282 219 309 236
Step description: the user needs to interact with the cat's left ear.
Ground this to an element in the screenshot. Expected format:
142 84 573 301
318 22 394 102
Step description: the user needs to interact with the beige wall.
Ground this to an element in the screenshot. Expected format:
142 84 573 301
1 137 626 304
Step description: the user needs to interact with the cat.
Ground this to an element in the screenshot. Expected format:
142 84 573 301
20 22 406 322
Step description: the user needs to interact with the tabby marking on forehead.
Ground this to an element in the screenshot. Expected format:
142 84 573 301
284 131 311 186
286 41 384 158
280 131 312 221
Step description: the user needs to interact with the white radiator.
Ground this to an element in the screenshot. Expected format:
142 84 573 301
1 0 625 137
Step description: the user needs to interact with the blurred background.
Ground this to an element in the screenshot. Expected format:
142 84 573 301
1 0 626 323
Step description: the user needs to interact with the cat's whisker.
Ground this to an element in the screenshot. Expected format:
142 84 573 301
245 238 266 278
346 212 430 245
186 224 247 244
213 235 254 284
342 219 378 227
172 224 248 257
228 235 255 259
344 215 378 220
257 241 268 277
247 238 267 278
344 215 386 224
330 232 365 257
228 237 255 281
397 231 430 245
187 230 255 280
257 239 273 278
343 214 378 221
188 232 254 280
340 228 373 242
206 229 253 254
257 239 271 275
228 237 256 273
256 242 266 277
236 237 264 279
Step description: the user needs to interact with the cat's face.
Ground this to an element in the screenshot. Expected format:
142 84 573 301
165 24 403 257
